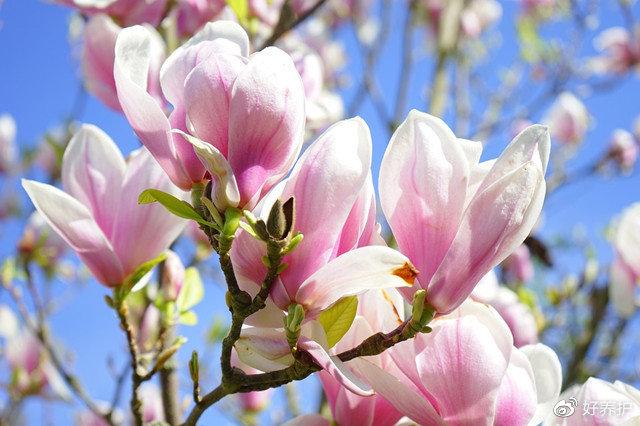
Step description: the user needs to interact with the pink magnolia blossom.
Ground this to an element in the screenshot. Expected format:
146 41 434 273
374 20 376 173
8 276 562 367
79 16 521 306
472 271 539 348
0 113 17 174
350 300 562 425
161 250 185 301
502 244 535 283
423 0 502 40
56 0 168 26
546 378 640 425
82 15 165 111
379 110 549 314
231 118 415 395
544 92 590 145
1 307 70 399
591 27 640 75
114 21 306 210
609 203 640 317
607 129 638 173
22 124 186 287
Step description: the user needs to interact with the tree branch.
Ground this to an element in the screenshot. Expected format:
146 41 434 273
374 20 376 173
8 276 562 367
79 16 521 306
259 0 329 50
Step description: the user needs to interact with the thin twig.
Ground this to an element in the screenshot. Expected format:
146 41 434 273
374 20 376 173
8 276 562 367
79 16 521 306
259 0 329 49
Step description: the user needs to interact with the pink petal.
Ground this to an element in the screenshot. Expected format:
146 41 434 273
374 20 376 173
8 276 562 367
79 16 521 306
114 26 193 190
184 53 246 156
294 246 417 317
279 118 372 296
228 46 305 208
494 350 537 426
111 148 187 275
349 357 443 425
22 180 124 286
428 159 546 313
82 14 121 111
61 124 125 238
413 303 513 425
235 327 294 372
379 110 470 289
298 338 373 397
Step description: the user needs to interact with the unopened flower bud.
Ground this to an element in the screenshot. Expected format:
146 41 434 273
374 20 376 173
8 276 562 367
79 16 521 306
608 129 638 173
161 250 185 302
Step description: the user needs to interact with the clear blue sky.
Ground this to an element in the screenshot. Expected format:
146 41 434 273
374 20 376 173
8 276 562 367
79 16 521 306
1 0 639 424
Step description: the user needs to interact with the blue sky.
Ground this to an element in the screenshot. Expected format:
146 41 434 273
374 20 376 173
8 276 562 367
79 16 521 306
1 0 639 424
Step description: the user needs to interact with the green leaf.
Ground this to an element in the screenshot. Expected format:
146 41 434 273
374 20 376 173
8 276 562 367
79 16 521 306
1 257 17 286
318 296 358 349
115 252 167 304
176 267 204 312
226 0 249 25
179 310 198 326
138 189 214 227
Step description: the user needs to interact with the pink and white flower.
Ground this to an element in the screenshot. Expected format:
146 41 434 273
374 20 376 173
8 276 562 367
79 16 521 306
351 300 562 425
379 110 549 314
23 124 186 287
114 21 306 211
544 92 590 146
231 118 416 395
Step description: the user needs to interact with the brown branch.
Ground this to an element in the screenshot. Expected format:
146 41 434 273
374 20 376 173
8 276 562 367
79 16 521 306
259 0 329 50
2 269 112 425
115 302 144 426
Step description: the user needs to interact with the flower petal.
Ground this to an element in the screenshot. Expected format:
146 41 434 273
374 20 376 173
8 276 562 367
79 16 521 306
349 357 443 425
114 26 192 190
279 118 372 296
184 53 246 156
61 124 125 238
294 246 416 317
235 327 294 372
174 130 240 210
379 110 470 288
228 46 305 208
111 148 187 274
22 179 124 286
298 338 373 397
428 159 546 313
520 343 562 425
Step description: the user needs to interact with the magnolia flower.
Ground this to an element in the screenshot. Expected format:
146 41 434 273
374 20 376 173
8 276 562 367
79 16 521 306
23 124 186 287
607 129 638 173
56 0 167 26
82 15 165 111
161 250 185 301
546 378 640 425
114 21 306 211
544 92 590 145
609 203 640 317
502 244 535 283
0 113 17 174
472 271 539 348
591 26 640 75
1 306 70 400
231 118 415 394
350 300 562 425
379 110 549 314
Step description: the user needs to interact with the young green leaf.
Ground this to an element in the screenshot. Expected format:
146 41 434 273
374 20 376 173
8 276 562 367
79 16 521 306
176 267 204 312
318 296 358 349
179 310 198 326
138 188 214 227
